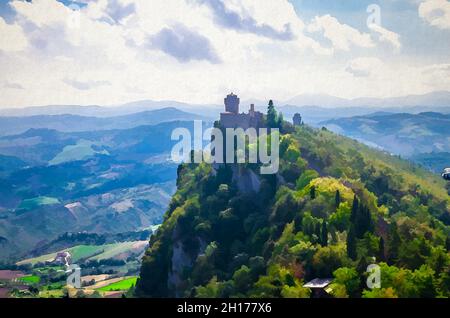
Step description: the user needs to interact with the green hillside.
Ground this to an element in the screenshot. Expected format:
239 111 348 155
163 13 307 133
136 122 450 298
322 112 450 158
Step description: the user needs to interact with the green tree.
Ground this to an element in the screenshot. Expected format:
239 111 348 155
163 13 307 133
312 244 349 277
331 267 360 298
315 222 321 240
233 265 253 294
310 185 316 199
350 196 359 223
362 287 398 298
196 276 226 298
296 170 319 190
379 236 385 262
321 221 328 246
277 112 284 130
267 100 278 128
335 190 341 208
387 223 401 264
347 227 357 260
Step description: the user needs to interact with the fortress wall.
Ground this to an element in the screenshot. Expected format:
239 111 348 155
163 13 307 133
220 113 253 129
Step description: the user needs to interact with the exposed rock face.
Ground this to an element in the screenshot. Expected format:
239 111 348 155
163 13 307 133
168 240 192 294
232 166 261 193
168 233 207 296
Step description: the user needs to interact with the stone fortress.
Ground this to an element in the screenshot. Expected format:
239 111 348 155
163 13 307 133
220 93 264 129
219 92 303 129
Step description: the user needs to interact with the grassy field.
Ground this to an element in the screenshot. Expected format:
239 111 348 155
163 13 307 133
96 277 137 292
69 245 107 262
18 196 60 211
19 275 41 284
88 241 147 261
39 289 65 298
49 140 108 166
17 241 148 265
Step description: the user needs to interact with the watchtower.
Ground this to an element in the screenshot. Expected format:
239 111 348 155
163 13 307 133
224 93 240 114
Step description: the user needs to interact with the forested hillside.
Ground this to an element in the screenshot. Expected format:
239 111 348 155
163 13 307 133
136 121 450 298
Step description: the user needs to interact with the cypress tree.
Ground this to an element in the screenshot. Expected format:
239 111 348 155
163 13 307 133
355 205 366 238
310 185 316 199
315 222 321 239
347 226 357 260
267 100 278 128
379 236 385 262
321 221 328 246
350 196 359 223
335 190 341 208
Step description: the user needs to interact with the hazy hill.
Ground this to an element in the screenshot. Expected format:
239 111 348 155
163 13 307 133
0 108 208 136
286 91 450 108
1 91 449 124
0 101 222 119
321 112 450 158
136 122 450 298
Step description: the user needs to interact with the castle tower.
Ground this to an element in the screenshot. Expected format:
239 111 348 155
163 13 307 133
249 104 255 116
224 93 240 114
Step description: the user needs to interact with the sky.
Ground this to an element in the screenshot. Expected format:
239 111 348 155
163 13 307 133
0 0 449 107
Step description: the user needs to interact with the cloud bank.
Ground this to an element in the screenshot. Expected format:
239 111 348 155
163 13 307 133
0 0 448 107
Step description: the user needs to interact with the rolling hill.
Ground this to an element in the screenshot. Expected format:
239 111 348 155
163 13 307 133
0 120 212 262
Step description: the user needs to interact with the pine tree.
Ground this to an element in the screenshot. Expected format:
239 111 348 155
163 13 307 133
310 186 316 199
347 226 357 260
352 201 373 239
378 236 385 261
315 222 321 239
355 205 365 238
267 100 278 128
321 221 328 246
350 196 359 223
335 190 341 208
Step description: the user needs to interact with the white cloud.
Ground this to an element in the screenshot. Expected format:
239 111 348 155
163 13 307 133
11 0 67 28
421 63 450 89
0 0 447 108
0 17 27 52
419 0 450 30
345 57 385 78
369 24 401 50
307 15 374 52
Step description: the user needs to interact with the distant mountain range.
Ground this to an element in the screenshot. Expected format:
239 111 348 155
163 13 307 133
284 91 450 108
0 107 210 136
0 101 222 118
1 91 449 128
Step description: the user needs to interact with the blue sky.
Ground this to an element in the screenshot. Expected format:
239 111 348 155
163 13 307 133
0 0 449 107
